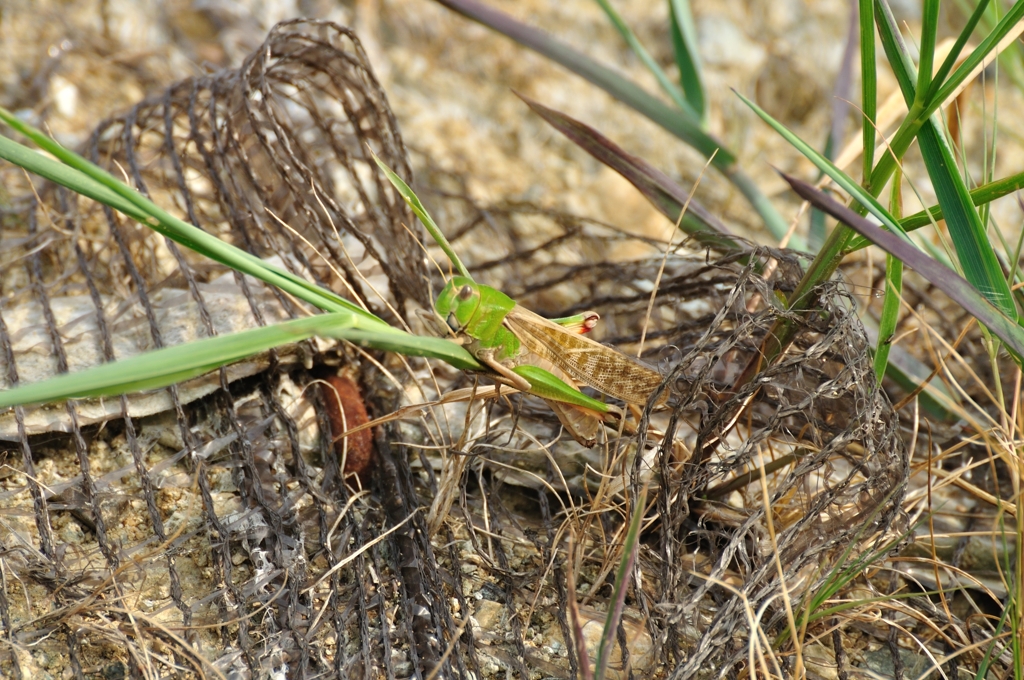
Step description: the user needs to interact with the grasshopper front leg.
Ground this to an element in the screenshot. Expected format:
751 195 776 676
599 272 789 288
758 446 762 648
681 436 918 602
475 348 534 393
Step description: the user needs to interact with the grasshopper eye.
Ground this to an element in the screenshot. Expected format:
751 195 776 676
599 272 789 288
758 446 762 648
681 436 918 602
457 285 474 301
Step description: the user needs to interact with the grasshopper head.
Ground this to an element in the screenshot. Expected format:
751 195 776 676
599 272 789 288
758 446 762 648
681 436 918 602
434 276 481 333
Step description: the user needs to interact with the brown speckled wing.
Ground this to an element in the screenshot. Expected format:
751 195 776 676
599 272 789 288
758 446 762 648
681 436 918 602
504 306 664 405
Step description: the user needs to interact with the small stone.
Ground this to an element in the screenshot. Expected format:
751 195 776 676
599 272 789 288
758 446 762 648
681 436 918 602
472 599 504 632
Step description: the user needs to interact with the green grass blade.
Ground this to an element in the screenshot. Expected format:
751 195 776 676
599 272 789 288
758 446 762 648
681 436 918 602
969 0 1024 93
432 0 716 158
860 0 877 177
881 170 1024 234
0 315 359 406
917 117 1018 319
862 316 956 419
875 174 906 381
0 314 480 409
0 133 151 224
593 0 696 117
927 0 1024 114
0 110 381 323
915 0 940 101
861 1 1023 201
872 7 1019 320
323 328 481 370
371 152 471 280
928 0 991 98
517 93 743 249
875 0 917 102
741 44 1018 332
595 484 646 678
668 0 706 122
784 173 1024 362
428 0 792 242
735 91 911 243
860 2 930 198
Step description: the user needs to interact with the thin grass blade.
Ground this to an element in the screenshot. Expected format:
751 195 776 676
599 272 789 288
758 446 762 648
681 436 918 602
517 93 740 249
875 172 905 381
0 314 359 406
971 0 1024 93
0 314 479 409
427 0 791 240
783 173 1024 362
927 0 1024 114
915 0 940 101
926 0 991 100
917 119 1017 319
873 5 1018 319
885 170 1024 234
875 0 917 110
862 1 1024 202
862 320 956 419
734 91 912 244
595 485 646 678
593 0 696 117
859 0 876 177
0 111 379 321
370 151 471 280
668 0 706 122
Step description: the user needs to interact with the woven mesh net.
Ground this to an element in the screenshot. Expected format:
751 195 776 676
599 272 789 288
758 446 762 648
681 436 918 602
0 20 907 679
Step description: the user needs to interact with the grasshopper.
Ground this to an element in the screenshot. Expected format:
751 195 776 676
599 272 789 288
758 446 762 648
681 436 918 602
372 153 666 446
433 276 666 446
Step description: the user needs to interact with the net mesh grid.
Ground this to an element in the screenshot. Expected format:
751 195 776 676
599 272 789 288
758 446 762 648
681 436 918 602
0 20 908 679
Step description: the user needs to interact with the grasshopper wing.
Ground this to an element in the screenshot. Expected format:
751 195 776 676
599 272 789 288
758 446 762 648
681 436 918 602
545 399 602 447
504 306 665 405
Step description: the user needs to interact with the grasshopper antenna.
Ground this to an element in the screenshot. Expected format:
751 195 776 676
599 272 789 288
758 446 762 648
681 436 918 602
370 148 473 281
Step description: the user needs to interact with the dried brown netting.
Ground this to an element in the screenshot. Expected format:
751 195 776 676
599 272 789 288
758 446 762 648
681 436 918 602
0 19 908 679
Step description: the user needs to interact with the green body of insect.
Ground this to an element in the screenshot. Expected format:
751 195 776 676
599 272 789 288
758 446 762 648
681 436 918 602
435 276 666 445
